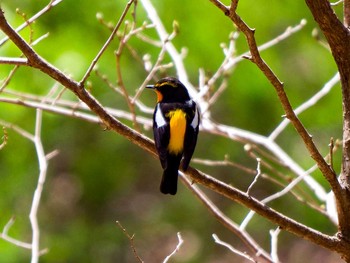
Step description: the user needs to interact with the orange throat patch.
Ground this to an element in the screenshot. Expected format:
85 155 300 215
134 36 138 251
155 90 163 102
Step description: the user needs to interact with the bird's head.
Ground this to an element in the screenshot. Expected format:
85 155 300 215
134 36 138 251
146 77 190 103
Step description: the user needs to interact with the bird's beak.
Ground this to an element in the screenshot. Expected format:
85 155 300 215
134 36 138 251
146 84 155 89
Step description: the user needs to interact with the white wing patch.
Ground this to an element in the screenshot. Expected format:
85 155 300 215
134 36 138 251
191 106 199 129
155 104 166 127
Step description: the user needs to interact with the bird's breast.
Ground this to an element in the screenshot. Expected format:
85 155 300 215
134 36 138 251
166 109 186 154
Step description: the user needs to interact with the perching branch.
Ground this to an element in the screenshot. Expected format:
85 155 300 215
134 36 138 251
1 1 349 261
0 4 338 255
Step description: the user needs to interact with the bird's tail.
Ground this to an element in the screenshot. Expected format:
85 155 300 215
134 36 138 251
160 168 178 195
160 156 181 195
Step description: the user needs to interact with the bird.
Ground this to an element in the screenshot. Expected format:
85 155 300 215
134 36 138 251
146 77 200 195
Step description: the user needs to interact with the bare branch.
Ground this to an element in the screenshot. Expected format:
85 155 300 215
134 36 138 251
236 5 339 195
0 96 153 128
0 0 63 47
0 119 34 141
181 172 272 262
80 0 136 84
2 1 350 259
185 166 343 253
269 72 340 140
0 217 48 255
329 137 335 171
270 227 281 263
132 26 177 103
209 0 342 226
0 57 28 65
116 221 144 263
140 0 195 95
332 0 344 6
29 109 48 263
163 232 184 263
212 234 257 263
0 7 156 157
304 0 350 246
203 120 328 202
247 158 262 195
344 0 350 27
0 126 8 150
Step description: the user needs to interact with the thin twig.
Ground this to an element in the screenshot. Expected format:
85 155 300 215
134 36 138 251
0 217 48 255
0 96 153 127
114 18 141 131
270 227 281 263
180 172 272 262
0 0 63 47
0 126 8 150
269 72 340 140
329 137 335 171
247 158 262 195
212 234 257 263
29 109 48 263
116 221 144 263
220 0 341 197
0 119 34 141
331 0 344 5
245 145 330 216
0 57 28 65
163 232 184 263
131 28 176 103
140 0 195 96
0 64 20 92
80 0 136 84
0 2 346 255
202 120 328 202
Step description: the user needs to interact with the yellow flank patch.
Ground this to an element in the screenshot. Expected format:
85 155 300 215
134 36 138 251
167 109 186 154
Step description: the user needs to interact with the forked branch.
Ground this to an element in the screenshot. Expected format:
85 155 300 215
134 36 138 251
1 2 349 260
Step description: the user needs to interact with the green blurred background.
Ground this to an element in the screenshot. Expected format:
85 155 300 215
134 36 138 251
0 0 343 262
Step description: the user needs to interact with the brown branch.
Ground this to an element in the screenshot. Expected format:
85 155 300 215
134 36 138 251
0 0 63 47
0 7 156 156
304 0 350 252
80 0 136 84
185 167 344 253
209 0 344 226
115 25 141 131
227 4 339 195
225 5 339 199
116 221 144 263
1 4 349 259
181 173 272 263
206 1 350 259
345 0 350 28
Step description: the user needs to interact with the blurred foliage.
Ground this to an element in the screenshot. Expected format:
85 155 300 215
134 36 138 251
0 0 343 262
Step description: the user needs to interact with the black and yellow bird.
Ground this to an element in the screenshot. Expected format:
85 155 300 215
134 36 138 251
147 77 200 195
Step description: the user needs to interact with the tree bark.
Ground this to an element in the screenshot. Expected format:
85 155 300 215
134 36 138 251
305 0 350 260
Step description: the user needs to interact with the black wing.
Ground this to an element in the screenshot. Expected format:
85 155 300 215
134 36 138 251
153 104 170 169
182 101 200 171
